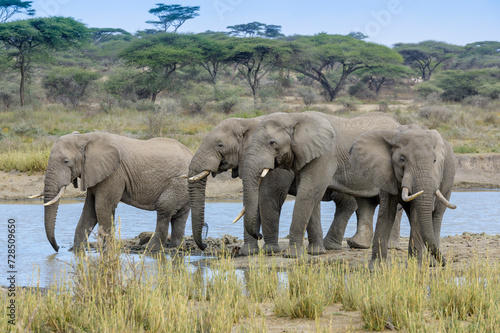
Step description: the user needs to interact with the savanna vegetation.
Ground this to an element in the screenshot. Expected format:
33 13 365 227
2 234 500 332
0 3 498 173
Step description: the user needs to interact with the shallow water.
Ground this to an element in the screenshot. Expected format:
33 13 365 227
1 190 499 287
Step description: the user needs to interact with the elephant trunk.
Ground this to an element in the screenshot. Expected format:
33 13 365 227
188 176 208 251
242 160 261 239
44 173 61 252
411 175 445 265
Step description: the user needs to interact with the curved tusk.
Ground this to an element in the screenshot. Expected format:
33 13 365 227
435 190 457 209
401 187 424 202
44 186 66 206
232 207 245 224
260 168 270 178
28 191 44 199
188 170 210 182
180 174 188 179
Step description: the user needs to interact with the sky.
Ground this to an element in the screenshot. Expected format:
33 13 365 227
29 0 500 47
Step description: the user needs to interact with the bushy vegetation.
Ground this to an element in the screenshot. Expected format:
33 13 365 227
2 238 500 332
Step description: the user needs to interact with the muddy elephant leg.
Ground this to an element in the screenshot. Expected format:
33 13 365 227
347 197 379 249
73 192 98 251
306 202 326 255
323 192 358 250
169 205 190 248
370 193 399 266
94 185 122 247
239 214 260 256
146 210 172 251
388 204 403 249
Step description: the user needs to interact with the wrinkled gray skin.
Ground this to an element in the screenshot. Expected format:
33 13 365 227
188 117 358 255
350 124 455 266
43 132 192 252
242 111 401 257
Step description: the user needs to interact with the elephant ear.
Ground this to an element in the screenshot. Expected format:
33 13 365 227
349 130 399 195
291 113 335 171
81 136 121 191
428 129 446 184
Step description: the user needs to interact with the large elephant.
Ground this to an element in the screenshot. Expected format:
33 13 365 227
349 124 456 265
37 132 192 252
241 111 402 257
187 117 358 255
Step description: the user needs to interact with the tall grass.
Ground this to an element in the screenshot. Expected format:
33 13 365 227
2 245 500 332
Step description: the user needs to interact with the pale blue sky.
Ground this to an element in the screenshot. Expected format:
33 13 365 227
30 0 499 46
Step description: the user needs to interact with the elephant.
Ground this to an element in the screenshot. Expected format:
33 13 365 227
241 111 403 257
37 132 192 252
187 117 358 255
349 124 456 266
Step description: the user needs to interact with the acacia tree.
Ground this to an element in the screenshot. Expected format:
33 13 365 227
0 0 34 22
147 3 200 33
120 33 202 102
191 33 232 85
286 33 403 101
394 41 464 81
0 17 88 105
228 37 290 106
356 64 413 97
227 22 283 38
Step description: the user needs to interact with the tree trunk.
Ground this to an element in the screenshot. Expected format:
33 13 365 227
19 55 26 106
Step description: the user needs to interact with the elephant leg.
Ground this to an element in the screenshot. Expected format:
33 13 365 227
73 192 98 251
169 204 190 248
239 205 261 256
323 192 357 250
370 193 399 265
348 197 379 249
94 185 122 247
306 202 326 255
286 173 329 258
146 211 172 251
260 174 291 254
388 204 403 249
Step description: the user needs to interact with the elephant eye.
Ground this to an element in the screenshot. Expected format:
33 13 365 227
399 156 405 163
63 158 70 165
217 142 224 149
269 139 277 146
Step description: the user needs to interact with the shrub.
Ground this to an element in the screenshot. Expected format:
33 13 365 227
348 81 376 100
335 96 360 112
180 83 214 115
462 95 491 108
415 82 444 98
297 86 318 106
418 105 453 129
478 82 500 100
42 67 100 107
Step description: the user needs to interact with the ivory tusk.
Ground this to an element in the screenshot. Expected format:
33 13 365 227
401 187 424 202
435 190 457 209
260 168 270 178
28 191 44 199
188 170 210 182
180 174 188 179
232 207 245 224
44 186 66 206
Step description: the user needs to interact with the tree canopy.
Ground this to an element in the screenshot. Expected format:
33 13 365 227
146 3 200 32
286 33 403 101
0 17 89 105
394 41 464 81
0 0 34 23
120 33 202 101
227 21 284 38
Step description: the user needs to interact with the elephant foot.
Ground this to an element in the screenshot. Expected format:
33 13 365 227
238 241 260 256
323 238 342 251
347 232 372 249
307 242 326 255
145 237 164 252
283 243 305 258
262 243 282 254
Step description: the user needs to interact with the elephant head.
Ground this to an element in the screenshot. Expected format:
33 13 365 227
188 118 260 250
349 124 456 264
241 112 335 239
43 132 120 251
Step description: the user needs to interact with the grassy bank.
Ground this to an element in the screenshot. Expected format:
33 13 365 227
0 97 499 173
2 236 500 332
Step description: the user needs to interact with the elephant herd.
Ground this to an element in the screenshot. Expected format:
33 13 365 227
33 110 457 266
